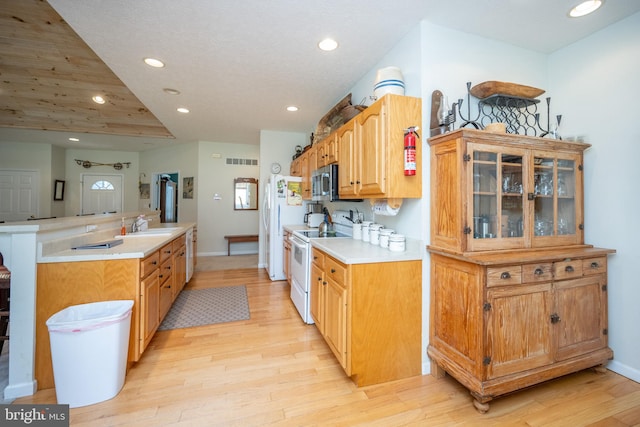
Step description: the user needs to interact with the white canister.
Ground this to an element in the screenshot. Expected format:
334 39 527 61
361 221 372 242
379 229 394 248
352 223 362 240
388 234 406 252
374 66 405 98
369 224 383 245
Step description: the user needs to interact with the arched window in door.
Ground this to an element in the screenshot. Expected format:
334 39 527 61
91 180 115 190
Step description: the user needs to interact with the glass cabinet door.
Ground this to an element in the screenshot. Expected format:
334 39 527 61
468 144 526 250
531 153 581 246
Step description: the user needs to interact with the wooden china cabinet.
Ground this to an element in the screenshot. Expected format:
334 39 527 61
427 129 615 413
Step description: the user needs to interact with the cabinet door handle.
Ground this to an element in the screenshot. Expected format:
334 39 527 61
152 261 158 265
527 193 536 200
590 262 600 269
565 265 574 273
331 268 336 273
500 272 511 279
534 268 544 276
323 281 327 286
550 313 561 324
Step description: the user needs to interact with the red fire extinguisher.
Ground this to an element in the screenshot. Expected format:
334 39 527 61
404 126 419 176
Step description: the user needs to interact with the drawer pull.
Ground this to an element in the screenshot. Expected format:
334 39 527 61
565 265 574 273
331 268 336 273
152 261 158 265
500 272 511 280
550 313 561 324
323 281 327 286
590 262 600 269
534 268 544 276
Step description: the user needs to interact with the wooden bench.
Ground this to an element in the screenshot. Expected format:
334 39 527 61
224 234 258 256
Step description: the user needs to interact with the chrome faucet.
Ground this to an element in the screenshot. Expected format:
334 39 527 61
131 221 139 233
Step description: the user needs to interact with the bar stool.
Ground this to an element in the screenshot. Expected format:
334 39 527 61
0 252 10 354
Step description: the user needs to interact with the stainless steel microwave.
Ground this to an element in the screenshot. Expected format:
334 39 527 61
312 164 339 202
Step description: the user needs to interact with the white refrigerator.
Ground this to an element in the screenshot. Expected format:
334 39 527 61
262 174 304 281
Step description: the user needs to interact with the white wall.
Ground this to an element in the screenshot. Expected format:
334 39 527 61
198 141 260 255
64 148 140 215
51 145 66 218
140 141 199 223
549 12 640 382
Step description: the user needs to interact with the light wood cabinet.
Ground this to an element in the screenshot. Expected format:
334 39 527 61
283 230 292 284
290 155 302 177
317 134 339 168
311 247 422 386
429 129 587 253
427 129 615 413
299 150 312 200
338 94 422 199
173 235 187 298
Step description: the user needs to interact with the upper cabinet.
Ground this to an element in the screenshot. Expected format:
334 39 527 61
429 129 588 253
338 94 422 199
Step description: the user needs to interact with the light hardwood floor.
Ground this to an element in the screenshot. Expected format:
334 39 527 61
15 267 640 426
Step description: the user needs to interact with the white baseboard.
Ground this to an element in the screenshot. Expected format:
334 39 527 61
197 251 258 257
4 380 37 400
607 360 640 383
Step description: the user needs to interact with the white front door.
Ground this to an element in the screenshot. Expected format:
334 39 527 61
0 169 39 221
81 174 123 215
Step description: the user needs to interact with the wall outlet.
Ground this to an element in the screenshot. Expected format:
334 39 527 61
86 224 97 232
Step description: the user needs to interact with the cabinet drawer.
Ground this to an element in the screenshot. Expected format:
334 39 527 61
487 266 522 287
140 251 160 279
554 260 583 280
325 257 347 286
582 257 607 275
160 242 173 262
312 248 324 268
522 263 553 283
159 257 172 285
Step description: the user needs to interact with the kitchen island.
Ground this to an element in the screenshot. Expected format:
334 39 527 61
35 222 195 391
0 213 194 398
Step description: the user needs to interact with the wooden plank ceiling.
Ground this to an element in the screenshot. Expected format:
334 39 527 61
0 0 173 139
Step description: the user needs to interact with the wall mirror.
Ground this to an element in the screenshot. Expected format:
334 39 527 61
234 178 258 210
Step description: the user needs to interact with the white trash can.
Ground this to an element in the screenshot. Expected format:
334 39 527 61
46 300 134 408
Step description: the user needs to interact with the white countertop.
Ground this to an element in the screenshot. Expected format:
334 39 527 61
38 223 195 263
284 224 423 265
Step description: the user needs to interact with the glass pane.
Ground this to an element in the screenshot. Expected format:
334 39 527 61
473 151 498 239
557 159 576 235
534 157 555 236
501 154 524 238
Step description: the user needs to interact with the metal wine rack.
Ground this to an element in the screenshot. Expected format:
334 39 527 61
454 82 560 137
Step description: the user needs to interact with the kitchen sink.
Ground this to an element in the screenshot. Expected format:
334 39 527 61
115 227 181 238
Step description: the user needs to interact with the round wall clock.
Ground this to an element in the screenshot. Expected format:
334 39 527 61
270 162 282 174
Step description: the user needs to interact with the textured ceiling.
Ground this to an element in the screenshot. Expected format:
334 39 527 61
1 0 639 152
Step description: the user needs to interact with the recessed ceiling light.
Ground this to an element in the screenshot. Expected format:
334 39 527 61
68 137 80 142
318 38 338 51
286 106 299 112
92 95 106 104
144 57 165 68
177 107 190 113
163 88 181 95
569 0 603 17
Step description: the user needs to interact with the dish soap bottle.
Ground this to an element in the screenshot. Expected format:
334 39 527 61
121 218 126 236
